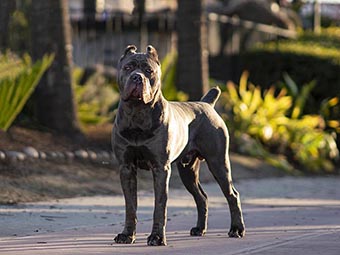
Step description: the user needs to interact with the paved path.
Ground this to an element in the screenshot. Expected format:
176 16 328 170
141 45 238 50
1 177 340 254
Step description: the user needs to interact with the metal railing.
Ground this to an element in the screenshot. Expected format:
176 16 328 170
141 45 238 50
208 13 297 39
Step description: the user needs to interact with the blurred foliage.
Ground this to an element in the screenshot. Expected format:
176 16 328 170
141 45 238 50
0 52 54 131
6 0 32 54
297 27 340 49
222 71 339 173
254 30 340 64
73 67 119 126
240 27 340 116
161 50 188 101
279 72 316 119
280 72 340 133
0 51 26 79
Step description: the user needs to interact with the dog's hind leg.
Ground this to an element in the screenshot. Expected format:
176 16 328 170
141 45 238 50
206 156 245 238
176 158 208 236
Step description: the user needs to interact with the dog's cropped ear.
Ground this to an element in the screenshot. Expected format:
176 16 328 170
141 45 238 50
146 45 160 65
119 45 137 63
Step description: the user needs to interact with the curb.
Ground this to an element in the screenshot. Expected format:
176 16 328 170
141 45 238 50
0 146 116 166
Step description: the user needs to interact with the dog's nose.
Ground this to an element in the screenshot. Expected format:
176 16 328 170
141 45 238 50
131 73 143 84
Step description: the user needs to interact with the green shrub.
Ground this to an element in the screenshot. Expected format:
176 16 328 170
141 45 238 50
280 72 340 134
298 27 340 49
0 52 26 79
73 67 119 126
240 28 340 115
0 52 54 131
161 51 188 101
222 72 339 173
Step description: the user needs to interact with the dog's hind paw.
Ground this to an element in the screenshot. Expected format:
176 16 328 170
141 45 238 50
190 227 206 236
228 226 245 238
147 233 167 246
114 233 135 244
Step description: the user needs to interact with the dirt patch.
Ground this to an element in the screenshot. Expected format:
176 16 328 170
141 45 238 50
0 125 117 204
0 158 123 203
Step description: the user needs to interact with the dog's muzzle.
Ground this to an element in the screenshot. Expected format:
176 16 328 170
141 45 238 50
122 73 145 101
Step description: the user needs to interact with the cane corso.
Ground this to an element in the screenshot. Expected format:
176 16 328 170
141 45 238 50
112 45 245 246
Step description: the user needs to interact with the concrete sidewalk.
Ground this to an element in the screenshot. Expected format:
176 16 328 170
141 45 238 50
1 177 340 254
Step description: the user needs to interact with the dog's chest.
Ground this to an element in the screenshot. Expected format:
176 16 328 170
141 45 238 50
124 145 157 170
120 128 154 144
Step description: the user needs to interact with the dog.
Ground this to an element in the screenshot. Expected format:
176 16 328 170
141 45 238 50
112 45 245 246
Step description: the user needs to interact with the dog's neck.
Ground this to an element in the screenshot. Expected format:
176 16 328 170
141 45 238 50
116 94 167 133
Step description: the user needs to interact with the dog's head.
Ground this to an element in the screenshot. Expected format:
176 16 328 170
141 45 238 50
117 45 161 105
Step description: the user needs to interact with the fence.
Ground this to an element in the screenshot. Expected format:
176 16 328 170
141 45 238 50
71 11 297 82
206 12 297 82
71 12 175 68
207 12 296 55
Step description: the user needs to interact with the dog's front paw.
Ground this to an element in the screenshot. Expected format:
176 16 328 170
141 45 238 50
114 233 136 244
190 227 206 236
147 233 167 246
228 225 245 238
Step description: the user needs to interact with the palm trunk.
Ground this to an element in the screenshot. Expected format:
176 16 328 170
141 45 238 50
133 0 146 50
176 0 209 100
30 0 81 135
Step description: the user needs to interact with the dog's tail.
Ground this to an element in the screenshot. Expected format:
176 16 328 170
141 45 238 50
200 86 221 107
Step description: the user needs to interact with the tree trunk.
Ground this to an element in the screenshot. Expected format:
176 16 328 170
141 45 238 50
176 0 209 100
30 0 81 135
0 0 15 52
133 0 146 50
84 0 96 22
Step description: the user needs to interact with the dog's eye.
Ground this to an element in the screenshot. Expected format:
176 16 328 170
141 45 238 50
145 68 153 74
123 65 132 71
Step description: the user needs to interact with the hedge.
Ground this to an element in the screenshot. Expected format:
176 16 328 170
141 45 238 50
239 28 340 112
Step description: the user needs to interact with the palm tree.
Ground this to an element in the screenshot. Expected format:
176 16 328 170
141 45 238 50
176 0 209 100
30 0 81 135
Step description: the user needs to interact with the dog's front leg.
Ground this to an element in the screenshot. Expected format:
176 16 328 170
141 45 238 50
114 164 137 244
147 165 171 246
